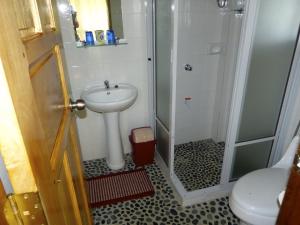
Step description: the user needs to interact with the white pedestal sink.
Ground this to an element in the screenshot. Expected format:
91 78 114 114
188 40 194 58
81 83 138 170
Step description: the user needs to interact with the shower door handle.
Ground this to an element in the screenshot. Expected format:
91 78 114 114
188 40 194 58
184 64 193 71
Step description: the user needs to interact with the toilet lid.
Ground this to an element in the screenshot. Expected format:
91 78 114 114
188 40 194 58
232 168 289 217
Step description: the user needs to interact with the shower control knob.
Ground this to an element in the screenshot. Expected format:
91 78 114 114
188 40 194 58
184 64 193 71
69 98 86 111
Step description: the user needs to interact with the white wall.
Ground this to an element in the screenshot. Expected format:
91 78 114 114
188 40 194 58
281 80 300 152
277 41 300 157
57 0 150 160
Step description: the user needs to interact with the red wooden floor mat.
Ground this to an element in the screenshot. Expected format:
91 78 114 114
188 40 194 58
86 169 155 207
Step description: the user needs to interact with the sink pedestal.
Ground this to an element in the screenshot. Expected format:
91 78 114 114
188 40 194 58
103 112 125 170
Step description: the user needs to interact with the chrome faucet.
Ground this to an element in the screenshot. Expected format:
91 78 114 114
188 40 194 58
104 80 110 89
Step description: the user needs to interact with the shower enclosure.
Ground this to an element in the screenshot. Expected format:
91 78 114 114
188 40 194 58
173 0 244 192
149 0 300 204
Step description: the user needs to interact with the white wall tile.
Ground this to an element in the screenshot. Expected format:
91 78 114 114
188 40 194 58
178 0 221 13
122 13 147 38
121 0 145 14
76 110 107 159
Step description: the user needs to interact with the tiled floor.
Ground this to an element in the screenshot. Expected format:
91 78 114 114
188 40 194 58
174 139 225 191
84 155 239 225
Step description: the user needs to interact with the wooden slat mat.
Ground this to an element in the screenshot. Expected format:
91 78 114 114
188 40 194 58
87 169 154 207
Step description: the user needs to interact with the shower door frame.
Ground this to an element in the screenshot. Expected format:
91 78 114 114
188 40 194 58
148 0 176 174
149 0 300 206
167 0 262 205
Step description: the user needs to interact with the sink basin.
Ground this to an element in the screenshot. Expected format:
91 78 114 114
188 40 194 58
81 83 138 113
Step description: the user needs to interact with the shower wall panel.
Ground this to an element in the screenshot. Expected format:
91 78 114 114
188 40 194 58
156 0 173 129
212 10 243 143
155 0 174 167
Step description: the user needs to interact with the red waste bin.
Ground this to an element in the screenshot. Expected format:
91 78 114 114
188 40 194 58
129 127 156 167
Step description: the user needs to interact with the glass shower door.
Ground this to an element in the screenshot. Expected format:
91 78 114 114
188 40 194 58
231 0 300 179
154 0 173 166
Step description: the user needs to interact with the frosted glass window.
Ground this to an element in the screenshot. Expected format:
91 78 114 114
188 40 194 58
155 0 172 129
231 141 273 180
237 0 300 142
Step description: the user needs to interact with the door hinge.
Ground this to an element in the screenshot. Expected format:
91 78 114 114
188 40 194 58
4 192 47 225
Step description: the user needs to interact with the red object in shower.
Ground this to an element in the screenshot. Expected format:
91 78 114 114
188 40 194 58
129 127 156 167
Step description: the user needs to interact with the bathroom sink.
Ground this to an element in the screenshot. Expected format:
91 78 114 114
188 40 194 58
81 83 138 113
81 82 138 170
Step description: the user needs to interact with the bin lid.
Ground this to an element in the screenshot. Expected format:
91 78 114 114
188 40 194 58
132 127 154 143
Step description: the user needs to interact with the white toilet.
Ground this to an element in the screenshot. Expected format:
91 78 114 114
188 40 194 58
229 136 300 225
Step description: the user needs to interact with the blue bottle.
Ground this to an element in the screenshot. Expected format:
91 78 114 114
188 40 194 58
106 30 116 44
85 31 94 45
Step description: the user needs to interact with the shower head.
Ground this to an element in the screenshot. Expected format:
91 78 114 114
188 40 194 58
217 0 228 8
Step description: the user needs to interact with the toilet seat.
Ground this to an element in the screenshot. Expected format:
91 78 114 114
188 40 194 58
229 168 289 225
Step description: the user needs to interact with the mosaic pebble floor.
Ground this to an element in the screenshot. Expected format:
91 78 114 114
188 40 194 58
174 139 225 191
83 155 239 225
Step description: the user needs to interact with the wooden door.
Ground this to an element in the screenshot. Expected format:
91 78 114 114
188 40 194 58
276 145 300 225
0 0 92 224
0 181 9 225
